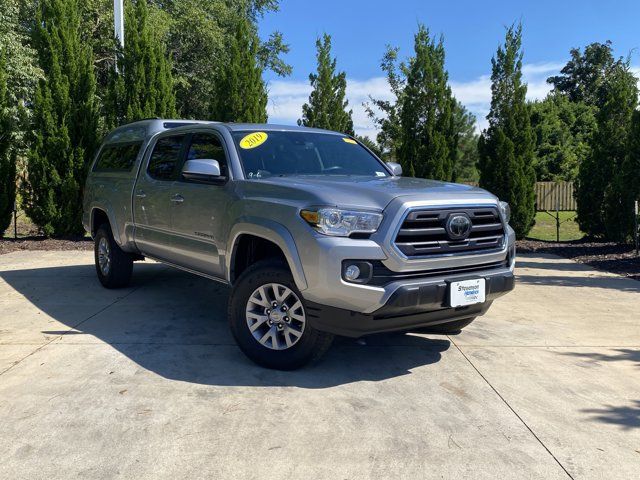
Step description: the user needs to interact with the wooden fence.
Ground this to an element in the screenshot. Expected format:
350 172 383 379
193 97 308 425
461 181 577 212
535 181 576 211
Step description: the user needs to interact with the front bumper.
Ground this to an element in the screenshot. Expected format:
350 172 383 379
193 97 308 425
298 227 516 314
306 270 514 337
296 197 516 313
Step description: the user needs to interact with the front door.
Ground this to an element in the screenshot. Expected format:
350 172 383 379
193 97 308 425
133 134 186 261
169 132 234 277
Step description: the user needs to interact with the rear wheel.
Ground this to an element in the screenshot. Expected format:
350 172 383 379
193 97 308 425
229 260 333 370
415 317 476 334
94 224 133 289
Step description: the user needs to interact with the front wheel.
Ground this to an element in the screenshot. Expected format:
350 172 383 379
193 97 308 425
228 260 333 370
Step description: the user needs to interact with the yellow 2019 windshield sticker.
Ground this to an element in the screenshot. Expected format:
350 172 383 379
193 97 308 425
239 132 268 149
342 137 357 144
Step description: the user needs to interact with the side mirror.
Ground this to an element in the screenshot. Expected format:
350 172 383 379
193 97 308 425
182 159 223 183
387 162 402 176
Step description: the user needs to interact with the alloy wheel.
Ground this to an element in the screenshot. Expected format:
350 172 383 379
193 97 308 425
245 283 306 350
98 237 111 276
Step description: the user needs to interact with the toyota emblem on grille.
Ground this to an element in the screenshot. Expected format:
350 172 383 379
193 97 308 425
446 214 472 240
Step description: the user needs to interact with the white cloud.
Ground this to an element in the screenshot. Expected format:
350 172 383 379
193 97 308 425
450 75 492 105
450 62 563 133
266 62 565 139
266 80 309 121
267 76 392 139
522 62 565 75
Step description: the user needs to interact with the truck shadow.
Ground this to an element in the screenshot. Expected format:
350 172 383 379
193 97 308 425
0 262 450 388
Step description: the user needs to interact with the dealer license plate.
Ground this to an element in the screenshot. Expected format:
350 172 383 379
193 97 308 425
449 279 486 307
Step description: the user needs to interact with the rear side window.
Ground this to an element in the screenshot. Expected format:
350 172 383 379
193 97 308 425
147 135 185 181
93 142 141 172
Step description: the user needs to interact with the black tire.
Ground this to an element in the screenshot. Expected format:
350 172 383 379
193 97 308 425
94 223 133 289
415 317 476 334
229 260 334 370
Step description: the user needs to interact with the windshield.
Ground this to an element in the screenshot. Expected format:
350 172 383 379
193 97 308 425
232 131 389 178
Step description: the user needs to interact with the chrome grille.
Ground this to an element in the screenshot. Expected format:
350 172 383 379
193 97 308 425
394 207 505 257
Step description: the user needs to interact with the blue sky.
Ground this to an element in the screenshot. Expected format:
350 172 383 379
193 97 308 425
258 0 640 138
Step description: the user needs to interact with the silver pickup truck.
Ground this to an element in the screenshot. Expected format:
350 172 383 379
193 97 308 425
83 119 515 369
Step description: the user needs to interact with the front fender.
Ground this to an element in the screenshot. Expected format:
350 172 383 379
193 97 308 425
226 218 308 290
506 224 516 246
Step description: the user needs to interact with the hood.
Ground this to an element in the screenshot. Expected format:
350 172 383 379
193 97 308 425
240 175 497 211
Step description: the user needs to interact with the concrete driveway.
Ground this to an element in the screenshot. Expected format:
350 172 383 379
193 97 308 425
0 251 638 479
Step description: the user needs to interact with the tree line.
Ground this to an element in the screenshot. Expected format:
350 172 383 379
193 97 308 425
366 25 640 241
0 1 639 242
0 0 285 236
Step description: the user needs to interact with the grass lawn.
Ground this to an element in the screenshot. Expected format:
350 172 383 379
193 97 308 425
527 210 584 242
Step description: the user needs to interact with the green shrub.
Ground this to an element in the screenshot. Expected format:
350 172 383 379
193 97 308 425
23 0 100 236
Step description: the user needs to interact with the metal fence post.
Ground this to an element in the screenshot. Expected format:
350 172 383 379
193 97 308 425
13 200 17 240
555 194 560 243
635 200 639 256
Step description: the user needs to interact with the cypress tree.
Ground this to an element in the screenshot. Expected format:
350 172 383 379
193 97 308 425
622 111 640 240
397 26 456 181
577 61 638 240
24 0 100 236
529 94 597 182
0 50 15 235
106 0 176 127
298 33 354 135
211 18 267 123
478 24 536 239
452 100 479 182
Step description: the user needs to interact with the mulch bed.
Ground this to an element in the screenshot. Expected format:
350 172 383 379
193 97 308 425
0 236 93 256
517 239 640 281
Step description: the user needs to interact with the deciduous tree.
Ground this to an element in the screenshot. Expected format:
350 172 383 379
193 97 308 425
365 46 405 161
149 0 289 119
547 42 616 107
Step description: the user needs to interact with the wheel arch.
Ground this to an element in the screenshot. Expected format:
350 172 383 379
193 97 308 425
89 202 134 251
227 221 307 291
91 207 111 237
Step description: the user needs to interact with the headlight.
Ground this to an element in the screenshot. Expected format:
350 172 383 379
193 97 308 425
300 208 383 237
499 201 511 223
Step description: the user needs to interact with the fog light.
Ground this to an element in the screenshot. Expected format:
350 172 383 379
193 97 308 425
341 260 373 284
344 264 361 281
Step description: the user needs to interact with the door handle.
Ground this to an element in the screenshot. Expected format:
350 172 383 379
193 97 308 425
135 190 146 198
170 194 184 204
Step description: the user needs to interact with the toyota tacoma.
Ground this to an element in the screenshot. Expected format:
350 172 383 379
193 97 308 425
83 119 515 369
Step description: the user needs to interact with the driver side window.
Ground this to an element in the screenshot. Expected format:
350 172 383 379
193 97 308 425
147 135 185 181
185 133 228 177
